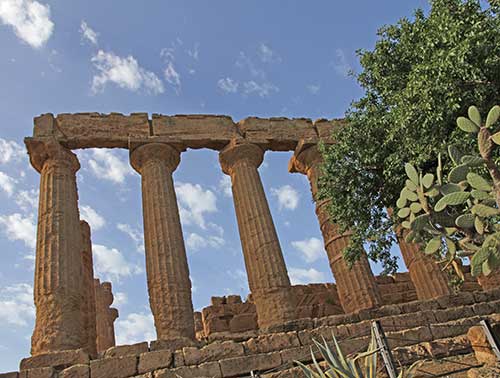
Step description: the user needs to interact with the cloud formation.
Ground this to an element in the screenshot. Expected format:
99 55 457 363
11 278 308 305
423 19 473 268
87 149 134 184
91 50 164 94
0 0 54 48
0 138 25 164
0 212 36 249
93 244 142 282
0 283 35 326
271 185 299 211
80 205 105 231
291 237 324 263
80 20 98 45
0 171 16 196
117 223 144 253
176 182 217 229
258 43 281 63
332 48 352 77
289 267 325 285
217 78 238 94
115 312 155 345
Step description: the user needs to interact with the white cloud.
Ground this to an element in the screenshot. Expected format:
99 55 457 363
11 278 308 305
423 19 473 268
186 232 224 252
176 182 217 229
0 138 24 164
307 84 320 95
112 292 128 309
187 43 199 61
332 48 351 77
217 77 238 94
117 223 144 253
15 188 38 211
80 205 105 231
291 237 324 263
0 171 17 196
271 185 299 211
164 61 181 93
219 175 232 197
289 267 325 285
91 50 164 94
115 312 155 345
87 149 133 184
0 0 54 48
258 43 281 63
236 51 265 79
80 20 98 45
0 212 36 249
93 244 142 283
0 283 35 326
243 80 279 98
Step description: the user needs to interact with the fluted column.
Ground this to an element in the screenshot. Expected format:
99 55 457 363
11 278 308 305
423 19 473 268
25 138 85 355
392 221 451 299
130 143 195 340
80 221 97 357
94 279 118 352
220 141 296 330
289 145 381 313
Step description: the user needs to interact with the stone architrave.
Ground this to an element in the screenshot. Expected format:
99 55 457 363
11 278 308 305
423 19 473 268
394 227 451 299
94 279 119 352
25 138 86 355
130 143 195 340
80 221 97 357
289 145 382 313
219 140 296 330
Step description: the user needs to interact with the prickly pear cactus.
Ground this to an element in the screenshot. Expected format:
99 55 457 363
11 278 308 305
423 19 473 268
396 105 500 278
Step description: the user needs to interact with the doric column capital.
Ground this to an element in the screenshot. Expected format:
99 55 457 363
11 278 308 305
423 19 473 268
288 145 323 175
219 141 264 175
130 143 181 173
24 137 79 173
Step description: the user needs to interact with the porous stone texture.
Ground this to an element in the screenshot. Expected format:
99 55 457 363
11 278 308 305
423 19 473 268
25 138 86 355
19 367 55 378
467 325 499 366
94 280 118 353
20 349 89 370
0 373 18 378
477 269 500 291
395 227 452 300
80 221 97 358
219 140 296 330
90 356 137 378
130 143 195 341
137 349 173 374
104 343 149 358
59 364 89 378
289 145 382 313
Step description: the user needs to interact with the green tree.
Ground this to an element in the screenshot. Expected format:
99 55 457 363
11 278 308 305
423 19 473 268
319 0 500 273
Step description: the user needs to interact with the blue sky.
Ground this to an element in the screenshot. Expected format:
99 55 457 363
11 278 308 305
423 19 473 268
0 0 430 372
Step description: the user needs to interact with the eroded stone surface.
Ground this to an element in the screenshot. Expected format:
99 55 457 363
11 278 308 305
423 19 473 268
90 356 137 378
20 348 89 370
94 280 119 353
137 350 173 374
104 343 149 358
59 364 89 378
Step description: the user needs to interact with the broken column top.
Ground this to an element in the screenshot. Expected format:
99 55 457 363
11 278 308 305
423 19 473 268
31 112 344 152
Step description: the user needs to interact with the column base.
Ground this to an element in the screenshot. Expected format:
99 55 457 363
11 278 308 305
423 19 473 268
20 349 89 370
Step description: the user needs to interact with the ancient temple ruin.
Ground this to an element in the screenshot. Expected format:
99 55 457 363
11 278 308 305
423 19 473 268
3 113 500 378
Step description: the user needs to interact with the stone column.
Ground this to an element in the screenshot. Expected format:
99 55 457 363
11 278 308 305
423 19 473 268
94 279 118 352
289 145 382 313
220 140 296 330
130 143 195 340
394 226 451 299
80 221 97 357
25 138 86 355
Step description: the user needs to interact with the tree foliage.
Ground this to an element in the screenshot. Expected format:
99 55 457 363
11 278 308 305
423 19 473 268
319 0 500 273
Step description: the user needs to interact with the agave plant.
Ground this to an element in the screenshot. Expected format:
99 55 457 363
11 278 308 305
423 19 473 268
396 105 500 278
295 329 420 378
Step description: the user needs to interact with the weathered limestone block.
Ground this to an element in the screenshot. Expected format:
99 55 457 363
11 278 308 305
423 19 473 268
468 325 500 366
467 365 500 378
149 338 198 352
25 138 86 355
183 341 244 366
104 342 149 358
90 356 138 378
477 269 500 291
289 145 381 313
130 143 195 341
59 364 89 378
20 349 89 370
33 113 150 148
244 332 300 355
313 119 345 143
152 114 240 150
0 372 19 378
155 361 222 378
137 350 173 374
220 140 297 330
94 280 119 353
19 367 55 378
237 117 316 151
80 221 97 358
229 313 258 333
219 352 282 377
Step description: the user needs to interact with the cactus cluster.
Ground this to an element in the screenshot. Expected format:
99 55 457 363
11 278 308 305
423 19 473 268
396 105 500 278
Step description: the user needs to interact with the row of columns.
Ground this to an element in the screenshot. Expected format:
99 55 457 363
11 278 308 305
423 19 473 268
26 137 462 355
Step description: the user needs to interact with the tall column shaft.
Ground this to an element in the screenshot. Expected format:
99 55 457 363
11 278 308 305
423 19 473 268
26 138 85 355
220 141 296 330
130 143 195 340
94 279 118 352
81 221 97 357
394 224 451 300
289 145 381 313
